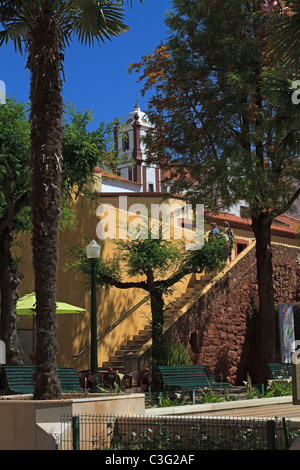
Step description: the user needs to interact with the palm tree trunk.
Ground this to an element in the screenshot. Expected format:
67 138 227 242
28 9 63 399
252 214 276 383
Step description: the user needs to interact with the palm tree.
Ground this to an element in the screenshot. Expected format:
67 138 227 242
0 0 142 399
263 0 300 70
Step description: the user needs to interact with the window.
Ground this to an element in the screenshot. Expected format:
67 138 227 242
148 183 154 192
237 243 248 255
122 132 129 151
234 238 249 257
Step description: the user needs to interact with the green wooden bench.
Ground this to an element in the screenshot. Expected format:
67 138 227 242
158 365 232 402
0 366 83 395
266 363 291 380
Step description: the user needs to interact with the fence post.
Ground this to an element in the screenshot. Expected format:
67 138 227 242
72 416 80 450
267 420 276 450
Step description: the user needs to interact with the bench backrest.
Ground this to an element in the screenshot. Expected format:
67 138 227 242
57 367 83 393
266 363 291 379
158 365 210 389
0 366 82 394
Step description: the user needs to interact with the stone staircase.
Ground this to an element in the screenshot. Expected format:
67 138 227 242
101 273 213 371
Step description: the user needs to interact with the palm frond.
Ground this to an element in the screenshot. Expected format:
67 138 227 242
59 0 129 46
261 67 295 111
268 0 300 70
0 20 28 53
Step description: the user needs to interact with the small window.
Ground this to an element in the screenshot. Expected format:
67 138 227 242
148 183 154 192
122 132 129 151
237 243 247 255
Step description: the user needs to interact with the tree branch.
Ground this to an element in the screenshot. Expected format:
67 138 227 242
0 191 30 239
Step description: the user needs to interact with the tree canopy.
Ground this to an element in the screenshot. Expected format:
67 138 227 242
0 97 119 366
67 232 228 389
129 0 300 380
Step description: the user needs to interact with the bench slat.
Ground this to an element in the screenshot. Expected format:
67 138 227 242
158 365 231 393
0 366 82 394
266 363 291 380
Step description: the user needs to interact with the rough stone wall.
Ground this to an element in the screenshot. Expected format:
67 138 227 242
139 243 300 386
175 244 300 385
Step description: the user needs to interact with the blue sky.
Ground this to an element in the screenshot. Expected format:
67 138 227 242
0 0 172 128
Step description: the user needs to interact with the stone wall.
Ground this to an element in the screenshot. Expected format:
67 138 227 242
140 243 300 386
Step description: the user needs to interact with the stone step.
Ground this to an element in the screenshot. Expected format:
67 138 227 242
133 334 151 341
101 275 214 370
109 355 123 362
120 343 140 351
114 350 127 358
138 329 152 336
127 339 146 347
102 360 124 369
186 287 202 293
143 324 152 331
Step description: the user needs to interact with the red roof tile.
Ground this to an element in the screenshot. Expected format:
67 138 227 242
94 167 141 185
208 212 299 238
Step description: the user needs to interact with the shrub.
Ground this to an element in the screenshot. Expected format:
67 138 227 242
164 341 191 366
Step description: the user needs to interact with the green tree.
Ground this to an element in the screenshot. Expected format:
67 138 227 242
258 1 300 156
67 232 227 391
0 0 142 399
0 97 30 364
0 98 118 372
130 0 300 382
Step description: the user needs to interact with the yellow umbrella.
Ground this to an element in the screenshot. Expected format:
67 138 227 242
17 292 85 315
17 292 85 351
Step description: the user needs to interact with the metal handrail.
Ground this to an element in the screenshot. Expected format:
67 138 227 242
72 265 184 360
72 292 150 359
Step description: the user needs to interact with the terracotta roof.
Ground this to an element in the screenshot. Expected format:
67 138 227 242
94 167 141 186
208 212 299 238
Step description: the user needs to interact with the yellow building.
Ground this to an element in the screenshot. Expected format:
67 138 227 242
16 189 198 370
15 103 300 373
16 183 300 373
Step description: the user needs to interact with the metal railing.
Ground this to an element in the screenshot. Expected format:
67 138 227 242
72 243 257 363
72 292 151 360
59 413 296 450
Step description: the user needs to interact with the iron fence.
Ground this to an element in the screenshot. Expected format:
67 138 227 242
59 413 296 450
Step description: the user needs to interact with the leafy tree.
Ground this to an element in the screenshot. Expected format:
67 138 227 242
66 232 228 390
258 1 300 154
0 0 142 399
0 97 118 371
129 0 300 382
0 97 30 364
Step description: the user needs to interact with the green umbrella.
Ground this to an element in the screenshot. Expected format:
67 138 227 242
17 292 85 352
17 292 85 315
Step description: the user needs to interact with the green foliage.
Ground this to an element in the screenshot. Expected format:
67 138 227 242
242 373 263 399
154 394 192 407
66 225 227 392
0 97 31 231
96 382 124 394
131 0 300 218
62 103 119 198
64 238 120 289
265 0 300 70
0 98 117 236
265 379 292 397
0 1 133 53
164 341 191 366
117 236 185 279
94 416 291 450
187 236 228 272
